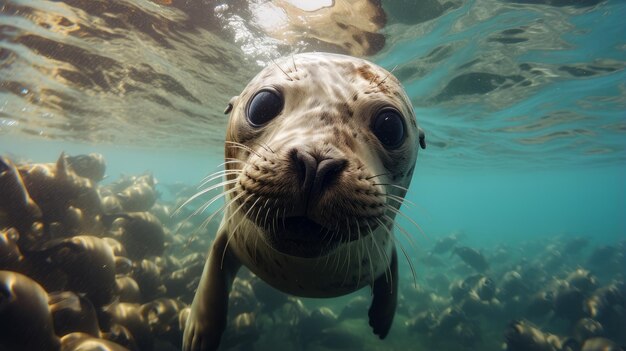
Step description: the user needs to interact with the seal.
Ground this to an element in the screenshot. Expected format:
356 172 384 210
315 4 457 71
183 52 426 351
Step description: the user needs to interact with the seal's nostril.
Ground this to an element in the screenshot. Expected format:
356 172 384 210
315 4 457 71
291 149 347 197
292 149 318 193
315 158 347 190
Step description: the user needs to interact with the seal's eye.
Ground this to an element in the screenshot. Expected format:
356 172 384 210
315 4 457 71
247 89 283 127
372 108 405 149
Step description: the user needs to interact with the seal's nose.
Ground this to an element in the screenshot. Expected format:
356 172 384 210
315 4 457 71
292 149 347 198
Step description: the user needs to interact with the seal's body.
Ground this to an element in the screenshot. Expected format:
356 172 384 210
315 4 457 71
183 52 426 351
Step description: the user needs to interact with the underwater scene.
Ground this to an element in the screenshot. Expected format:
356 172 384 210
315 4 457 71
1 0 625 350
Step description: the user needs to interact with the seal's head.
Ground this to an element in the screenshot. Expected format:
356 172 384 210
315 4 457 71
224 53 425 258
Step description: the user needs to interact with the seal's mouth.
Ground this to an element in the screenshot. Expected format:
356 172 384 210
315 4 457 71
263 214 381 258
281 216 326 240
264 215 339 257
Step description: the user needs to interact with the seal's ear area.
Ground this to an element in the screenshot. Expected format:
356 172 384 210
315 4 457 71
224 96 238 114
418 127 426 149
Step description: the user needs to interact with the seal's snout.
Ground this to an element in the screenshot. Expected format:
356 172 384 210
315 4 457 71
291 149 347 200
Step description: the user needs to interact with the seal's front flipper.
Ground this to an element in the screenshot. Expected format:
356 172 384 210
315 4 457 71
368 246 398 339
182 227 241 351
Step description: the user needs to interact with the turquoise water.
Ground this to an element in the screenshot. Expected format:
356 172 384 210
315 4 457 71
1 0 625 350
6 136 623 248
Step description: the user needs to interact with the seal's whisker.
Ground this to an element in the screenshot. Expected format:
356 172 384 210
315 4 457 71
195 176 238 197
200 188 247 231
196 159 246 186
193 180 236 216
373 183 409 192
199 167 242 182
340 246 350 286
261 199 272 230
354 218 364 288
198 169 230 184
367 221 391 285
182 187 242 250
267 202 275 235
242 197 261 231
229 195 260 237
252 198 266 228
270 57 294 81
200 163 244 181
225 141 261 157
383 214 418 254
383 193 417 208
341 217 353 287
331 223 344 276
270 204 279 238
190 186 238 220
376 218 417 286
374 218 397 293
222 194 258 257
321 225 338 271
366 173 389 180
258 199 275 261
320 226 334 271
394 234 418 289
221 192 254 268
325 223 339 270
251 142 270 153
377 65 398 87
253 198 271 264
332 242 343 276
224 156 248 163
197 164 244 184
218 158 248 168
225 141 263 158
275 205 282 235
291 54 297 72
383 194 431 218
345 236 352 286
253 142 274 154
268 208 275 236
384 204 427 240
173 179 238 217
215 191 247 228
221 193 250 231
198 170 242 189
362 224 375 290
328 233 339 276
262 142 275 154
320 225 334 247
281 207 287 232
380 213 412 241
196 178 239 198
